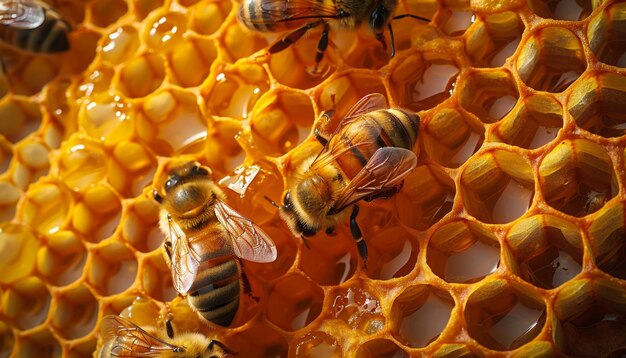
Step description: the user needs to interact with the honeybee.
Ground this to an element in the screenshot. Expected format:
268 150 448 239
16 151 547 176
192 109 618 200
99 315 235 357
276 93 419 260
237 0 429 69
0 0 71 53
152 159 277 326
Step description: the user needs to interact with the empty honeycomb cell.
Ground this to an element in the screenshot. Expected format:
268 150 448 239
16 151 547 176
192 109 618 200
143 11 187 52
229 323 288 357
567 71 626 138
528 0 593 21
464 11 523 68
365 225 419 280
88 241 137 296
37 230 87 286
203 64 269 120
538 139 617 217
298 228 358 286
0 224 39 285
221 22 269 63
427 220 500 284
505 215 583 289
332 285 384 334
421 108 484 168
100 26 140 67
554 277 626 357
15 330 61 358
266 274 324 331
465 279 547 351
458 69 519 123
51 284 99 340
55 136 108 191
588 2 626 67
389 53 459 112
19 181 73 235
138 88 208 155
140 252 176 302
516 27 585 93
169 37 217 87
116 53 166 98
1 277 50 330
188 0 232 35
244 227 297 282
66 30 100 74
78 92 134 145
72 185 122 242
110 141 157 197
355 339 408 358
0 180 20 222
121 197 162 253
460 149 535 224
289 331 341 357
439 4 474 36
19 57 60 96
588 202 626 280
250 90 315 157
0 98 41 143
395 165 455 230
0 321 13 358
390 284 454 348
73 66 115 99
490 94 563 149
89 0 128 28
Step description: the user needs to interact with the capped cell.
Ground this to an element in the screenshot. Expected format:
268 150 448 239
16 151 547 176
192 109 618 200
50 284 99 340
332 285 384 334
465 11 523 68
588 2 626 67
1 277 50 330
458 69 519 124
88 241 137 296
588 202 626 280
266 274 324 331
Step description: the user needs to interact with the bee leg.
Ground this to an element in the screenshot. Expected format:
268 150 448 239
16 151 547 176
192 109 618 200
350 205 368 262
239 263 259 302
314 127 329 146
165 315 175 339
312 22 331 74
209 340 238 356
268 20 324 55
364 184 402 202
300 235 312 250
388 23 396 57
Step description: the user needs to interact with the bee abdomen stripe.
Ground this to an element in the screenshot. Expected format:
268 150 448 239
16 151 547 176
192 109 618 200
194 298 239 326
189 259 238 292
189 279 240 310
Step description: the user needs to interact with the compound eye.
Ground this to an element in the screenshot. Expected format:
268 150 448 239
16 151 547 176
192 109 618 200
191 165 210 176
153 190 163 203
371 9 387 35
283 192 292 210
164 175 179 191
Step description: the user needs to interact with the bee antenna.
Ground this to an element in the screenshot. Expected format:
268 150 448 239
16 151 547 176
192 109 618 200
392 14 430 23
264 196 280 208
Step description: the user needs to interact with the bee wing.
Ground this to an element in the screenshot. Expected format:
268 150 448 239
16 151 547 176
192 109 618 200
100 315 181 357
214 200 277 263
239 0 340 25
0 0 45 29
167 218 201 295
332 147 417 213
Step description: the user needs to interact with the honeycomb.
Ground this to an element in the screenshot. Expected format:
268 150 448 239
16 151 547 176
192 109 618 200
1 0 626 356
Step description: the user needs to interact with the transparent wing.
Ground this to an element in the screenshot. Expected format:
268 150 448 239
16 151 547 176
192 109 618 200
214 200 277 263
332 147 417 212
167 217 201 295
100 315 179 357
239 0 339 25
0 0 45 29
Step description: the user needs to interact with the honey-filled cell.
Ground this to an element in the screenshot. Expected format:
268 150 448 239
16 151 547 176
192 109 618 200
298 227 358 286
290 331 342 358
168 37 217 88
115 53 166 98
0 321 14 358
265 274 324 332
18 180 73 235
332 284 385 335
71 184 122 243
143 11 187 52
365 225 419 280
188 0 232 35
100 26 141 67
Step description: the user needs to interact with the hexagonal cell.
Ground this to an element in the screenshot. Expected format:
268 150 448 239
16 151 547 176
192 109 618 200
54 135 108 191
439 3 474 36
121 197 162 253
110 141 157 198
505 215 583 289
220 22 269 63
458 69 519 124
588 202 626 280
0 321 14 358
266 274 324 331
16 56 60 96
289 331 342 357
78 92 134 145
88 241 137 296
143 11 187 52
116 53 166 98
516 27 586 93
465 11 523 68
298 227 358 286
101 26 141 67
169 37 217 88
490 94 562 149
140 252 176 302
18 180 73 235
465 280 547 351
1 277 50 330
44 78 71 125
427 220 499 284
391 285 454 348
37 230 88 286
460 149 535 224
337 27 392 71
389 52 459 112
205 65 270 119
243 227 297 282
72 66 114 99
567 72 626 138
528 0 593 21
188 0 232 35
395 164 455 230
539 139 617 217
51 284 99 340
0 224 40 286
355 339 409 358
555 278 626 357
0 179 20 222
15 330 61 358
229 323 288 357
89 0 128 28
72 185 122 242
250 90 315 157
15 139 50 176
0 97 41 143
131 0 164 20
332 285 384 334
589 2 626 67
365 225 419 280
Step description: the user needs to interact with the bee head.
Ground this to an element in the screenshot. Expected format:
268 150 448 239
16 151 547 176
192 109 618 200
279 191 319 238
153 161 216 216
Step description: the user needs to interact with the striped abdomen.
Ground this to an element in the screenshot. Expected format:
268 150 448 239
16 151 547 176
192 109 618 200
238 0 337 32
331 108 419 179
0 5 71 53
187 256 241 326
